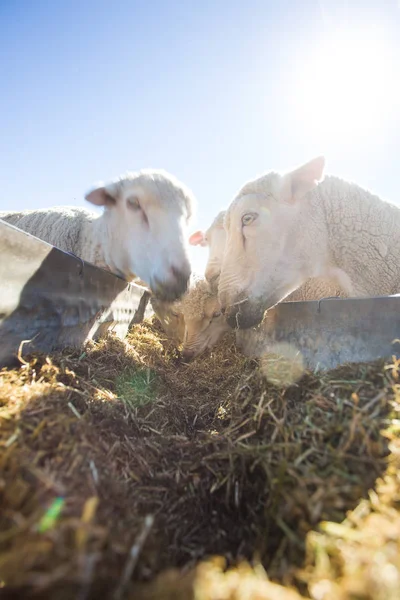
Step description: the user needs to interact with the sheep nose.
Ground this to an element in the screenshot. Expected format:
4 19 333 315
169 262 191 291
170 265 186 281
181 349 195 362
151 262 191 302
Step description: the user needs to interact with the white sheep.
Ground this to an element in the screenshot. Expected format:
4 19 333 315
218 156 398 328
0 169 196 302
151 276 230 361
179 278 231 361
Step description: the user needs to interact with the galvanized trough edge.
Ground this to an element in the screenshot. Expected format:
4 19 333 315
0 221 153 367
236 294 400 371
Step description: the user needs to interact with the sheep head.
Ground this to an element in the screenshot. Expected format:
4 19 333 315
85 169 196 302
218 156 326 328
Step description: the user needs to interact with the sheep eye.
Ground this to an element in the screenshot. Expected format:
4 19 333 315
127 196 141 211
241 212 257 226
212 311 221 318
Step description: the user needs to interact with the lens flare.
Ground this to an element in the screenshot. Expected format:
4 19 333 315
260 342 305 387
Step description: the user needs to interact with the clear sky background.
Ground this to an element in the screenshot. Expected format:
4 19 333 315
1 0 400 274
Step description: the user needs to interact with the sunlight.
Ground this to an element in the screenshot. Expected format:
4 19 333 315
188 245 208 277
294 26 400 146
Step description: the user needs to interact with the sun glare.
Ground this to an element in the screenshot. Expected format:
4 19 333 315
295 26 400 145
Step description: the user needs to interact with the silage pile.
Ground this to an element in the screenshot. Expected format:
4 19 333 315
0 317 399 600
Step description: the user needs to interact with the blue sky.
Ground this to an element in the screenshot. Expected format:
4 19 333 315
1 0 400 274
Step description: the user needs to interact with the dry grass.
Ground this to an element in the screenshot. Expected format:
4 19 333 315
0 316 398 600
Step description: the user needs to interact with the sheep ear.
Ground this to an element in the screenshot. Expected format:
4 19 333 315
189 230 208 247
281 156 325 204
85 183 117 207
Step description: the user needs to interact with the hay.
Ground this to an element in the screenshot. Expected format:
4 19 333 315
0 315 398 599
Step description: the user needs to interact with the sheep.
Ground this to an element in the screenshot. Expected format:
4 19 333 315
151 276 230 361
218 155 399 328
179 278 231 361
0 169 196 302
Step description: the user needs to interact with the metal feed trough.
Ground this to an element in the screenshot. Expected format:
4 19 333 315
1 219 400 371
0 221 152 368
236 294 400 371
